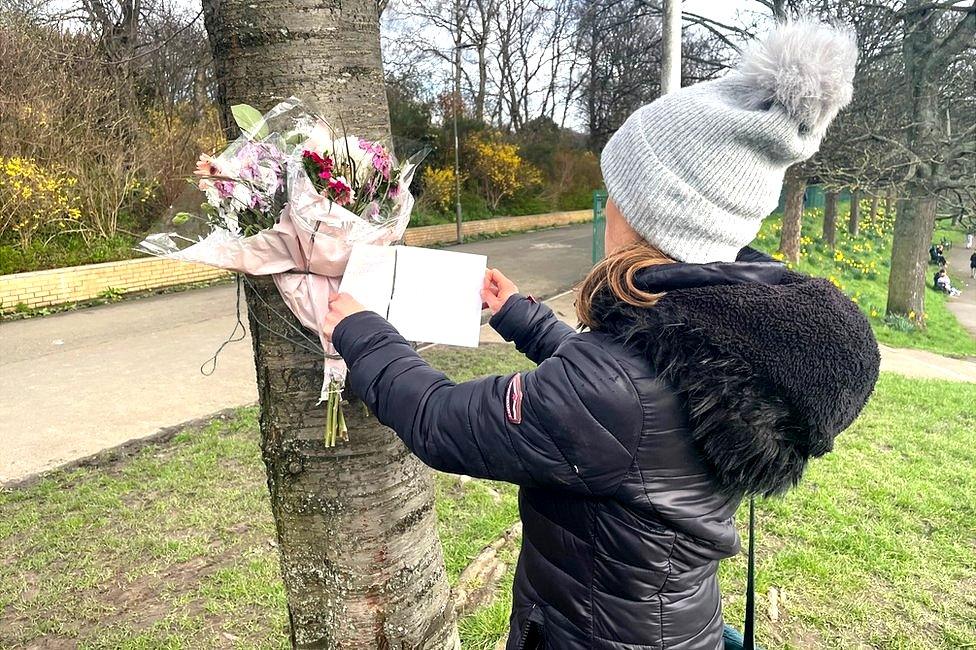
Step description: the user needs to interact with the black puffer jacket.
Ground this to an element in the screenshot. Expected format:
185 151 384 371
332 252 880 650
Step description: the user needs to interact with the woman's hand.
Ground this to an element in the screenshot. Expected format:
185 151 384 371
323 292 366 342
481 268 519 315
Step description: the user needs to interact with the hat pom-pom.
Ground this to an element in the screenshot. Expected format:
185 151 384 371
738 17 858 133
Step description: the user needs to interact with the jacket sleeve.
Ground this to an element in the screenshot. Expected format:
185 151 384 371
333 311 642 495
488 294 577 364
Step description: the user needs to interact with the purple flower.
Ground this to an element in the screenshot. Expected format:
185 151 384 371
359 138 392 181
215 180 236 199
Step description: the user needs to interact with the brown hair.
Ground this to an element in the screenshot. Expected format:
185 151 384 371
576 241 675 329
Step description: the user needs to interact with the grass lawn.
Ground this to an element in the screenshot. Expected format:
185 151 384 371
752 205 976 358
2 346 974 649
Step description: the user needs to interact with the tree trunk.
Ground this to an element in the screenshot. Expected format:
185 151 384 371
201 2 459 648
823 191 839 248
848 190 860 236
868 194 880 225
886 190 937 323
883 191 894 222
778 166 806 264
885 0 974 323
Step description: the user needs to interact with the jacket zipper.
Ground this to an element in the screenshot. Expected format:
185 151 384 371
516 604 538 650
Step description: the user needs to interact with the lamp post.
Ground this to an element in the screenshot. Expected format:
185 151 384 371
661 0 682 94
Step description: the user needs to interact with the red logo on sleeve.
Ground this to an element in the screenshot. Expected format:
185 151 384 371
505 374 523 424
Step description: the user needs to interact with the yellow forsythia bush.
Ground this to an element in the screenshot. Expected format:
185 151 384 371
468 133 542 210
422 165 460 213
0 156 82 249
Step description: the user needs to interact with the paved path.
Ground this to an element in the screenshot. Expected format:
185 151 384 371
0 225 592 484
5 222 975 484
945 243 976 340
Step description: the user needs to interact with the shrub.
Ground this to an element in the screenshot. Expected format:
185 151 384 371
467 132 542 211
0 156 82 249
421 166 460 214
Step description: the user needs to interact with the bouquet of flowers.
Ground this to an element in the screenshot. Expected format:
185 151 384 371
139 98 424 445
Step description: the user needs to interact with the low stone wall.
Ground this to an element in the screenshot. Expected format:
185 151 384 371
0 209 591 313
0 258 230 313
403 209 590 246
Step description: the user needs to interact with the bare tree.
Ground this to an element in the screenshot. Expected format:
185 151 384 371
572 0 731 151
200 0 459 647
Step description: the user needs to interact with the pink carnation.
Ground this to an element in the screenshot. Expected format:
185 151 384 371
359 138 392 180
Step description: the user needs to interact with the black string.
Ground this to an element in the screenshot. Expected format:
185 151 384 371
744 496 756 650
200 275 248 376
199 272 329 378
241 274 325 354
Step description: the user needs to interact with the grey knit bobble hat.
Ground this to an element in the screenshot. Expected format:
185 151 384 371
600 18 858 263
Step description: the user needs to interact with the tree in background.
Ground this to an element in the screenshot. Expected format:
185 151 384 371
778 164 809 264
885 1 974 322
421 165 462 213
823 189 840 248
200 0 459 646
778 0 973 324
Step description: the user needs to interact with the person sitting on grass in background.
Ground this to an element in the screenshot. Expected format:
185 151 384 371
323 19 879 650
936 269 961 296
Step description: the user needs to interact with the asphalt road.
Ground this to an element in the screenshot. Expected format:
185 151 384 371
0 224 593 483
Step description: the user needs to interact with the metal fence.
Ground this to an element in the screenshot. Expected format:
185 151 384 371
593 185 853 261
774 185 852 212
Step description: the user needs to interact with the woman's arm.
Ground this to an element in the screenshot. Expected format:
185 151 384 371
482 268 575 363
489 294 577 364
331 310 642 495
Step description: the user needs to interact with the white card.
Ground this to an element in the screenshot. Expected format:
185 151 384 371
339 245 487 348
338 245 396 317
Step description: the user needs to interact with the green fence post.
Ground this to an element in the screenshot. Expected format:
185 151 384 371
593 189 607 264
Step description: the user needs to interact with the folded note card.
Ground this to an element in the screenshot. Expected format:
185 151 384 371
339 245 487 348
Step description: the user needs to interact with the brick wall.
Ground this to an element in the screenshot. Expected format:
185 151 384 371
0 258 230 313
403 209 591 246
0 209 591 313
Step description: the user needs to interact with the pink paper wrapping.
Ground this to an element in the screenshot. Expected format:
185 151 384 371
173 195 413 402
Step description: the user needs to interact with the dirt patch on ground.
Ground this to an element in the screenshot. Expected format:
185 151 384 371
1 527 274 648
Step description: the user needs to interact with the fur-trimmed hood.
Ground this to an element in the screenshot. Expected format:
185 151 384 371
587 250 881 496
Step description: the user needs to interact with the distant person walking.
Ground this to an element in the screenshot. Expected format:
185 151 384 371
970 250 976 279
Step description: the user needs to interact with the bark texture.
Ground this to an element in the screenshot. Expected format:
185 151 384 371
778 165 806 264
848 190 861 236
823 191 839 249
886 192 937 324
201 2 459 647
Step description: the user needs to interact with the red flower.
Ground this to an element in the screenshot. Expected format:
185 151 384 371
327 175 354 206
303 150 334 180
